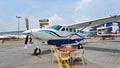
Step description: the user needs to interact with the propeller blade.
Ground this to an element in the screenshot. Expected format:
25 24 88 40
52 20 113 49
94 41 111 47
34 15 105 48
25 18 29 30
29 37 32 44
25 35 29 44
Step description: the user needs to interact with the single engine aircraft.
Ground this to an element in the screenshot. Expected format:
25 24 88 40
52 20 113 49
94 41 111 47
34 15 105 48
23 15 120 55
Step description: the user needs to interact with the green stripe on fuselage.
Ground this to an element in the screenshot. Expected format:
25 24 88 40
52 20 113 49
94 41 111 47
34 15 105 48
45 32 58 37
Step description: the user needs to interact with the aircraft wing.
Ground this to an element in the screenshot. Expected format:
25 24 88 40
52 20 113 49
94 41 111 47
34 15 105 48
67 15 120 29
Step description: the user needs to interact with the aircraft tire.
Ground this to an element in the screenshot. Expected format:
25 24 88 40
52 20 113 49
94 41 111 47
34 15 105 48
78 43 83 49
34 48 41 55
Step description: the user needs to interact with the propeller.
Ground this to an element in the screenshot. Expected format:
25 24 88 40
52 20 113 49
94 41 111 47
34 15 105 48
24 18 32 45
25 35 29 44
25 18 29 30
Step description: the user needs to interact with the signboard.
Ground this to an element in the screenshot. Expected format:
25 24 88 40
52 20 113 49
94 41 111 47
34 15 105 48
39 19 49 25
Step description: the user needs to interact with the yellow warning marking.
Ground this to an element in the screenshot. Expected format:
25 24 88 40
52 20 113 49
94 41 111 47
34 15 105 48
51 46 70 68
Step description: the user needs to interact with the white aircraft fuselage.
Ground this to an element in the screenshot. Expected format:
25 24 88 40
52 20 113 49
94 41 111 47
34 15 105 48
23 25 86 46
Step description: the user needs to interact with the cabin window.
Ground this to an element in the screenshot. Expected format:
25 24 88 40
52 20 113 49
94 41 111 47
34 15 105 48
61 28 65 31
69 28 72 32
73 28 76 32
66 28 68 32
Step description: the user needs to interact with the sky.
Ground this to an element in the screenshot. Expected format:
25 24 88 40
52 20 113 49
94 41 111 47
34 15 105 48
0 0 120 32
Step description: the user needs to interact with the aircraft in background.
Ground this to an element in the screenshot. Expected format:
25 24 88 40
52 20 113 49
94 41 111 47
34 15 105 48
0 34 26 43
0 34 26 39
97 24 120 40
23 15 120 55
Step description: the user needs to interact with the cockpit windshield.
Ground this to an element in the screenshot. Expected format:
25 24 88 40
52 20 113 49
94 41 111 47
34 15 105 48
48 25 62 30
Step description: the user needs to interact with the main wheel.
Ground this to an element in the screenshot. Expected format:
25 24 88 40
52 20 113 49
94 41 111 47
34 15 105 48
78 43 83 49
34 48 41 55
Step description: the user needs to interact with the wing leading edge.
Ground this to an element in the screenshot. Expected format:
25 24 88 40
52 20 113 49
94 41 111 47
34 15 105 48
67 15 120 29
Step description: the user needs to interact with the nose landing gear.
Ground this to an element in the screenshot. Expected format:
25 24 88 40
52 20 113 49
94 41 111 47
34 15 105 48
34 48 41 55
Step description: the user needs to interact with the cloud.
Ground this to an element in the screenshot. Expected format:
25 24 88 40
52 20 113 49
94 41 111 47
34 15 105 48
75 16 92 23
24 15 66 29
49 14 66 25
27 16 40 29
72 0 93 23
75 0 93 12
49 14 63 22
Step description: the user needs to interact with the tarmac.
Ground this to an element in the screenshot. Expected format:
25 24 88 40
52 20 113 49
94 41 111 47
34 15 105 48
0 37 120 68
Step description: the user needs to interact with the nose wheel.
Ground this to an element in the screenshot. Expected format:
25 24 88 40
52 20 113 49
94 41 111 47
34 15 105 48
34 48 41 55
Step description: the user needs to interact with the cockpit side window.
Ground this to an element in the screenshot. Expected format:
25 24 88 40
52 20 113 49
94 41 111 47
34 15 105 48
49 25 62 30
61 28 65 31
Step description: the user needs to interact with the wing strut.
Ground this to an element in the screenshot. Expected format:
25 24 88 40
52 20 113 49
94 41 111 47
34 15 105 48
79 22 92 31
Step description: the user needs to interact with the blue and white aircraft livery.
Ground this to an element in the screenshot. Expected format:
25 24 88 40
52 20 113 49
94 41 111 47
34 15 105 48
23 15 120 55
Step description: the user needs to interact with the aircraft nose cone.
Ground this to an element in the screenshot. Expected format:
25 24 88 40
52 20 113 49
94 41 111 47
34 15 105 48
23 30 31 34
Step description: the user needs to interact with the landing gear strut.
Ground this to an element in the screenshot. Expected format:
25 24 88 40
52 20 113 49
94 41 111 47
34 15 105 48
34 48 41 55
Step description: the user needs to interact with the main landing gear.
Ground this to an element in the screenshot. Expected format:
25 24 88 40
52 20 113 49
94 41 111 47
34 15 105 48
77 43 84 49
34 48 41 55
